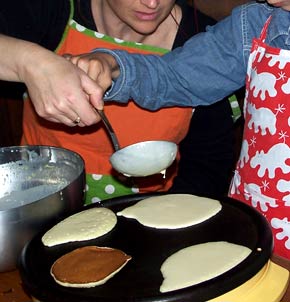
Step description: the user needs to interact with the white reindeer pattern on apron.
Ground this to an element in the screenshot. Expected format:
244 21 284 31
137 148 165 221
229 17 290 259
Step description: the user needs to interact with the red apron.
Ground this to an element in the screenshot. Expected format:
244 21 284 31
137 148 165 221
229 17 290 259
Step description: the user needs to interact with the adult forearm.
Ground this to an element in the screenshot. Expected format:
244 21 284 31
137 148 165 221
0 34 38 82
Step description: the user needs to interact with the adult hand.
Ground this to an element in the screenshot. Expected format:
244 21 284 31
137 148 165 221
21 48 105 126
0 35 105 126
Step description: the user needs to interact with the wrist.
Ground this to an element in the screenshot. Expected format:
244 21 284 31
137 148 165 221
91 48 120 78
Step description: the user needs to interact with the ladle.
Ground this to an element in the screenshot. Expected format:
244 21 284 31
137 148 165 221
97 109 120 151
110 140 177 177
97 110 177 177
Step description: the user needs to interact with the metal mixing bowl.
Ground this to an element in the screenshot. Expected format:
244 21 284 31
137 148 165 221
0 145 85 272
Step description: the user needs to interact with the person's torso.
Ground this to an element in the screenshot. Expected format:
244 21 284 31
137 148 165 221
21 0 198 196
229 17 290 259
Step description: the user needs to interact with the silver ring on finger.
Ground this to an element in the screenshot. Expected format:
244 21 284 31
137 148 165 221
73 116 81 125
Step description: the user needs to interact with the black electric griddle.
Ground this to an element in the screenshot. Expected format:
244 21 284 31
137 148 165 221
19 193 273 302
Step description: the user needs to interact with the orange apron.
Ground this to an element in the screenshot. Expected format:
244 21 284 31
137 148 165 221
21 5 192 202
229 17 290 259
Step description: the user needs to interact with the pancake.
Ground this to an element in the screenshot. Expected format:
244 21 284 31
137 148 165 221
160 241 252 293
42 207 117 247
50 246 131 288
117 194 222 229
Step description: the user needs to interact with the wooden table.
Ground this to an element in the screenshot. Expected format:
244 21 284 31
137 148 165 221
1 255 289 302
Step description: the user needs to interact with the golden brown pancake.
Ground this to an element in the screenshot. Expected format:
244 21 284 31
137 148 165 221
50 246 131 288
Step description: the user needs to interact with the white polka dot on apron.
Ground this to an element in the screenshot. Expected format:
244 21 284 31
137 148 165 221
92 174 103 180
91 197 102 204
105 184 115 194
131 187 139 193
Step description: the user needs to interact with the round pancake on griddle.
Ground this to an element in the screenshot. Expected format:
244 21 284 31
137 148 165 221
50 246 132 288
42 207 117 247
160 241 251 292
117 194 222 229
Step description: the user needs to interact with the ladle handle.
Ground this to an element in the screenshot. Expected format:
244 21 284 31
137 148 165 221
97 109 120 151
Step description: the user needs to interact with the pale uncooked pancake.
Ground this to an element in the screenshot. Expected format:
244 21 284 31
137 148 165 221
42 207 117 247
50 246 131 288
160 241 252 293
117 194 222 229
